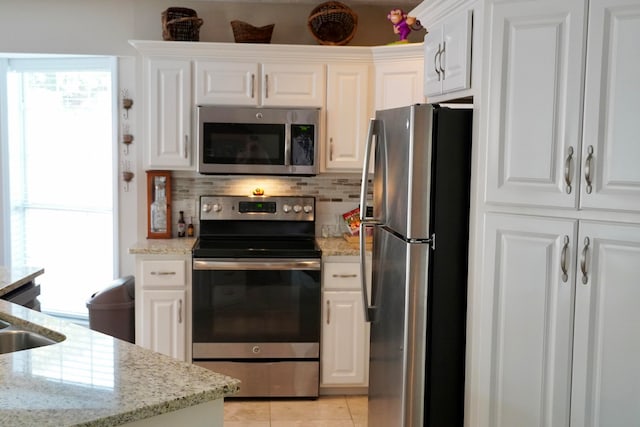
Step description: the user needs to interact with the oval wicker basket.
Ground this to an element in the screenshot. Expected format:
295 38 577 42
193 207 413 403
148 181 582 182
231 20 275 44
162 7 203 41
307 1 358 46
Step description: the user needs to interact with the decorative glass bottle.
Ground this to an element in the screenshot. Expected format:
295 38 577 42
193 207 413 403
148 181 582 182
151 176 167 233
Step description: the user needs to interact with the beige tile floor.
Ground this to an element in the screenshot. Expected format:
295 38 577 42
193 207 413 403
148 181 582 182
224 395 368 427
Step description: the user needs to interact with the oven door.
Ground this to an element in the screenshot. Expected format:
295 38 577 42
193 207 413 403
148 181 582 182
192 258 321 359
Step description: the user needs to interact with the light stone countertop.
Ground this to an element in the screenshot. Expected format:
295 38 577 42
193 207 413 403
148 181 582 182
0 300 240 427
0 266 44 297
129 236 363 257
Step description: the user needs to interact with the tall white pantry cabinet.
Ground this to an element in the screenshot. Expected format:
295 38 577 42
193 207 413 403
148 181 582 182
468 0 640 426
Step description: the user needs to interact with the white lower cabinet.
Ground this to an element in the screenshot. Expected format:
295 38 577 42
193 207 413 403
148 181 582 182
477 212 640 427
135 255 190 362
321 258 370 388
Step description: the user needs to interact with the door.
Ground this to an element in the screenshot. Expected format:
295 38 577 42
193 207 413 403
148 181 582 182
579 0 640 213
321 290 368 385
368 228 429 427
325 63 370 171
478 212 577 427
261 63 325 107
570 221 640 426
374 105 433 240
146 58 192 169
441 9 473 94
142 289 187 361
484 0 587 208
194 60 257 105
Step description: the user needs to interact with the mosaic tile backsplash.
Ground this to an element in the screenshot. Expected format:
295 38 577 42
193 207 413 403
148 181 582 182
169 173 372 237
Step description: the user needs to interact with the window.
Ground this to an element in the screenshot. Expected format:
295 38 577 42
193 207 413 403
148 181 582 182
2 57 117 318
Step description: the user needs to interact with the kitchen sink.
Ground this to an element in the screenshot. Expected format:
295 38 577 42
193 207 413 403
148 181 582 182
0 329 58 354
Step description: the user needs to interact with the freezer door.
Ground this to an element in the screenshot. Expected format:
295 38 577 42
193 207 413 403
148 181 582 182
373 104 434 240
368 227 429 427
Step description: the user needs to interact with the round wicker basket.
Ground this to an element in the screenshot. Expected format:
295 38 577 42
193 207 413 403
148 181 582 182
307 1 358 46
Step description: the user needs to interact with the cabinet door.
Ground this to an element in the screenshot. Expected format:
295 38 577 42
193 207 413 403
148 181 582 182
261 63 325 107
441 9 473 94
374 60 424 110
321 290 368 386
424 25 444 97
579 0 640 213
571 221 640 426
141 289 186 361
477 213 577 427
325 63 370 171
194 61 258 106
484 0 587 208
146 58 192 169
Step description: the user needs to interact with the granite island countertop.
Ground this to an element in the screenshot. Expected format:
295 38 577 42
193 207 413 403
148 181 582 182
0 266 44 298
129 236 363 257
0 300 240 427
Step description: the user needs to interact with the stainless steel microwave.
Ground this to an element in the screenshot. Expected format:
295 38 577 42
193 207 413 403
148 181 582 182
196 106 320 176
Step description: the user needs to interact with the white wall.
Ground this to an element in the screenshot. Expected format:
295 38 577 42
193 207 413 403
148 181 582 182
0 0 424 278
0 0 424 55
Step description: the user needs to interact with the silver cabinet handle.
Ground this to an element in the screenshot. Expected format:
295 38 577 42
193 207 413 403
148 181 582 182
439 40 446 78
184 134 189 159
332 274 358 278
330 137 334 161
250 74 255 98
150 271 177 276
584 145 594 194
264 74 269 99
560 235 569 283
580 237 590 285
326 300 330 325
434 44 442 81
178 299 183 324
564 146 574 194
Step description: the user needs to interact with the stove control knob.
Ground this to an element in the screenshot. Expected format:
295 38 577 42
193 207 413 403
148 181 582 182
202 203 212 213
282 204 292 213
212 203 222 213
293 205 302 213
303 205 313 213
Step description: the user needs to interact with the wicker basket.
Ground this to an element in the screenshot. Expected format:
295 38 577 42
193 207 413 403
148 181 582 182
231 20 275 44
162 7 203 41
307 1 358 46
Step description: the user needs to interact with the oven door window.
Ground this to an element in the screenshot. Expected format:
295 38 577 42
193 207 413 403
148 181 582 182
193 268 320 343
202 123 285 166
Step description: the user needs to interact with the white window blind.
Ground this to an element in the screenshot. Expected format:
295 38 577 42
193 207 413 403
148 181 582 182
5 57 117 318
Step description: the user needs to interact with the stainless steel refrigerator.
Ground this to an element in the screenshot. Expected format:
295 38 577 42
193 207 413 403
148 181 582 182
359 103 472 427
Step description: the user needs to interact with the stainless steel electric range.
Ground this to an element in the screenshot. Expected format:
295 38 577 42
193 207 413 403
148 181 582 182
191 195 321 398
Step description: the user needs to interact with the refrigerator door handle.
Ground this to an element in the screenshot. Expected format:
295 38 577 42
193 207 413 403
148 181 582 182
359 118 380 323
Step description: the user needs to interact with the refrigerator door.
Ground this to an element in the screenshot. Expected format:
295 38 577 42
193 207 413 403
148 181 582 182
374 104 434 240
368 227 429 427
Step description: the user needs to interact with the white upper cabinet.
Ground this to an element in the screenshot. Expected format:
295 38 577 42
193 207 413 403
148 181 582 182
424 9 473 97
145 58 193 170
373 44 425 110
484 0 640 213
484 0 587 208
579 0 640 212
324 63 371 171
195 60 325 107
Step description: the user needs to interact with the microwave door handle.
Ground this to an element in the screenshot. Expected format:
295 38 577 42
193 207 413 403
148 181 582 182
359 118 380 323
284 125 291 166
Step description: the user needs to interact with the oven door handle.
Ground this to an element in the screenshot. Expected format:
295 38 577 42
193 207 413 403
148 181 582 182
193 258 321 271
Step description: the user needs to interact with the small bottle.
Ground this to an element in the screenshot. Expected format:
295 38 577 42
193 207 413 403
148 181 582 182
177 211 186 237
187 216 194 237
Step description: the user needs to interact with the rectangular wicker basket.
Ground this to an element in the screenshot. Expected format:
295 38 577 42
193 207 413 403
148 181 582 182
230 20 274 44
